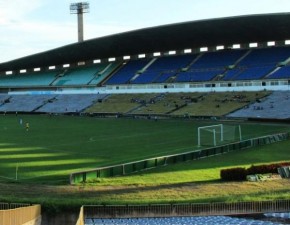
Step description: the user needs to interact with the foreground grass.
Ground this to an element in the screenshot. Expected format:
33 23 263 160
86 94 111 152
1 179 290 212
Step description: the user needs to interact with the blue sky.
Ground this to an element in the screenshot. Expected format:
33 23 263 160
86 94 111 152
0 0 290 63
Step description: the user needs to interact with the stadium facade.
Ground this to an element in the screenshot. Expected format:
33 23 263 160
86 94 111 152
0 13 290 95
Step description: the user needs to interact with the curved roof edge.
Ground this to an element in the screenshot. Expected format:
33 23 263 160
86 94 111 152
1 12 290 72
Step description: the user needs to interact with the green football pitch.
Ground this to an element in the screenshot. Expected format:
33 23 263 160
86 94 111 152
0 114 288 184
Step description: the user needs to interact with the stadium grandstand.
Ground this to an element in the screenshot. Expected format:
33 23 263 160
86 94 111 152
1 14 290 120
2 12 290 225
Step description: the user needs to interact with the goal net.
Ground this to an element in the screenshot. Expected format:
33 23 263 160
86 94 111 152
198 124 242 147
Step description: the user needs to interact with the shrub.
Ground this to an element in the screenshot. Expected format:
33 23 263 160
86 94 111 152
247 164 274 174
247 162 290 175
220 162 290 181
220 167 247 181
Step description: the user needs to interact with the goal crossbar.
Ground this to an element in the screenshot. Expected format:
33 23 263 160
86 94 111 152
198 124 223 147
198 124 242 147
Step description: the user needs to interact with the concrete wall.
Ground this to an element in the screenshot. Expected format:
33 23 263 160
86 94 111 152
9 79 290 95
41 211 79 225
23 216 41 225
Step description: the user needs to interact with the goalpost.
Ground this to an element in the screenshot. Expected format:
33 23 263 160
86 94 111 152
198 124 242 147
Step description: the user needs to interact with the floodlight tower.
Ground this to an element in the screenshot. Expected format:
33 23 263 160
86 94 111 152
70 2 90 42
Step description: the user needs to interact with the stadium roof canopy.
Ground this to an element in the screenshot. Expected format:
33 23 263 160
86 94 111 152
1 13 290 71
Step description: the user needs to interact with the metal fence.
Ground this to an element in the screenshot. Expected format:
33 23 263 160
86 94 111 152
70 132 289 184
0 203 30 210
83 199 290 219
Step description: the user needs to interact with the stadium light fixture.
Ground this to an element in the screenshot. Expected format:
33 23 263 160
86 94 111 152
216 46 225 50
184 49 192 54
168 50 176 55
153 52 161 57
267 41 275 46
123 55 131 60
232 44 241 49
93 59 101 64
138 54 146 58
249 43 258 48
200 47 208 52
70 2 90 42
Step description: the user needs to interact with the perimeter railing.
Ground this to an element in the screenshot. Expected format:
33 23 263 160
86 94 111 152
83 199 290 219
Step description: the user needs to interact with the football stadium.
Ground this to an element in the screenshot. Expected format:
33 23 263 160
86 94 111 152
1 4 290 225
